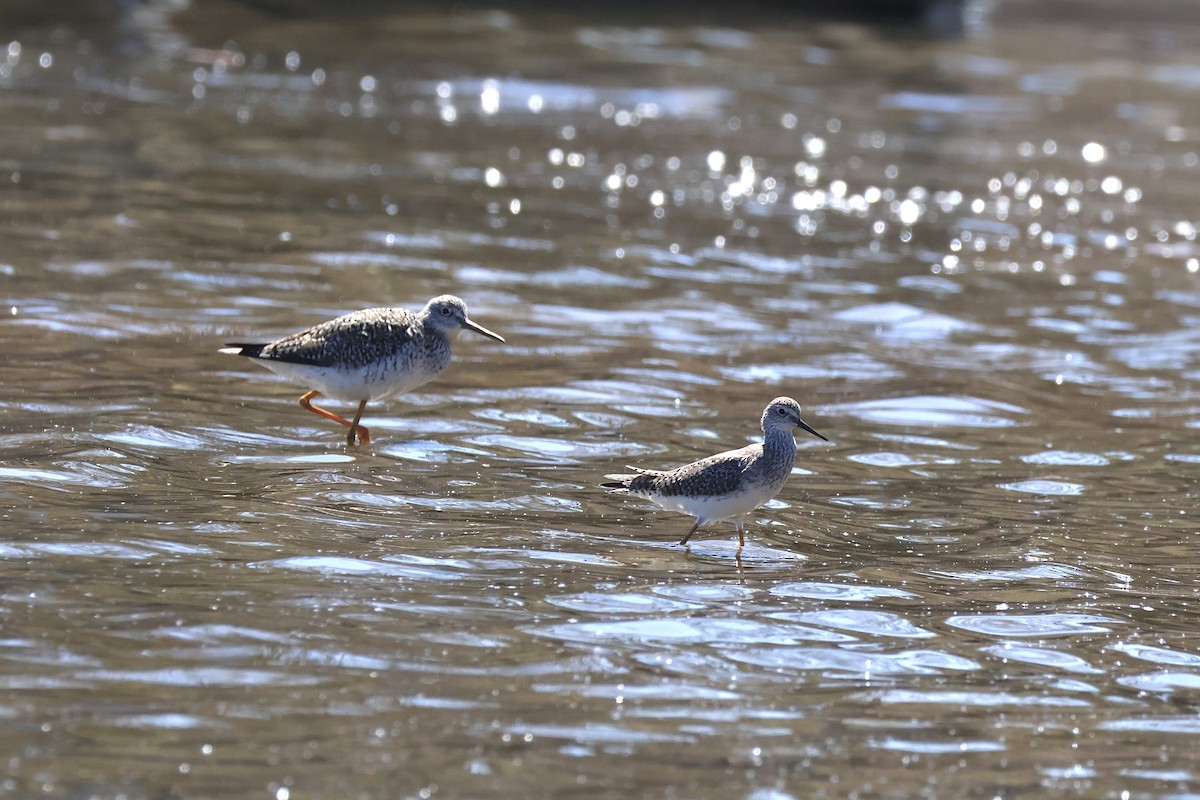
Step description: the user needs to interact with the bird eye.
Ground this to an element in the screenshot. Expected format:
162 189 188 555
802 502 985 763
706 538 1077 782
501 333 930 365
440 306 452 316
776 407 787 416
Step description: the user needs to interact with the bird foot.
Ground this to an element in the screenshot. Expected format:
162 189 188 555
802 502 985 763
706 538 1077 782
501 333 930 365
348 425 371 447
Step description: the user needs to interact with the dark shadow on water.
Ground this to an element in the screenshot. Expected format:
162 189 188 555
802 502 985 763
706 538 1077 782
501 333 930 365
1 0 985 41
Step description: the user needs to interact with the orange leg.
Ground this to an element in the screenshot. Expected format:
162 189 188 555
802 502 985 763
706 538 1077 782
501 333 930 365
679 521 701 545
299 391 371 446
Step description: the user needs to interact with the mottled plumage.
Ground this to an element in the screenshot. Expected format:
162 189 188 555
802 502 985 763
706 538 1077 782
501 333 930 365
235 308 420 369
604 397 828 549
220 295 504 445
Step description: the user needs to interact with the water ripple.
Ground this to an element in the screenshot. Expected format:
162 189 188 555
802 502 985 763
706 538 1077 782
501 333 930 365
1020 450 1111 466
545 592 702 614
78 668 321 688
1116 672 1200 693
879 91 1030 115
464 434 638 464
530 617 855 647
506 721 696 745
718 353 904 383
944 613 1121 637
769 582 916 602
864 689 1091 708
333 490 581 514
832 302 979 339
110 713 213 730
931 564 1092 583
729 647 979 676
980 644 1103 674
0 466 86 486
999 480 1086 496
1108 642 1200 667
0 541 160 560
1100 717 1200 734
549 684 739 708
849 451 960 468
652 584 754 604
774 610 935 639
873 737 1006 754
259 555 466 582
828 395 1026 428
102 426 208 450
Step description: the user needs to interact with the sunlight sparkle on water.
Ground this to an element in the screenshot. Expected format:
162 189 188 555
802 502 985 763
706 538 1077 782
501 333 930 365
1082 142 1107 163
897 198 921 225
481 80 500 114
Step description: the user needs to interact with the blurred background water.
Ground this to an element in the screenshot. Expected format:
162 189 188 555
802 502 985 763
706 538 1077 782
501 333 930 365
1 0 1200 797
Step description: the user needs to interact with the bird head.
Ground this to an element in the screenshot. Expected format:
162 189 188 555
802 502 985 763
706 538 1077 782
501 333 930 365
762 396 827 441
424 295 505 342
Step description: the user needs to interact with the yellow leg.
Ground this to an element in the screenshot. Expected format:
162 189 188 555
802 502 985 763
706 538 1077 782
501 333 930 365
679 521 701 545
299 391 371 446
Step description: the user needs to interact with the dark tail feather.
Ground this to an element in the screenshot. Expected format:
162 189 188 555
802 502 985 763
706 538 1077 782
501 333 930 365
601 466 651 491
603 469 645 491
219 343 267 358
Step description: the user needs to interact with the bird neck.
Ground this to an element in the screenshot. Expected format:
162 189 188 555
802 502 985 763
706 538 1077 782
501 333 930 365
416 316 457 340
761 425 797 461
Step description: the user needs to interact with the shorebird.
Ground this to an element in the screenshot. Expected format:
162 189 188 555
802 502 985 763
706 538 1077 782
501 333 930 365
603 397 828 549
220 295 505 446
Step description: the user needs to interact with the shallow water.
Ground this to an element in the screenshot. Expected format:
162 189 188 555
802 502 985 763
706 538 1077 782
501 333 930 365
2 0 1200 797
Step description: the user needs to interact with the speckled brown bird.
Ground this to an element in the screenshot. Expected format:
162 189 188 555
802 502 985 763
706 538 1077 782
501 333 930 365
603 397 828 548
220 295 505 446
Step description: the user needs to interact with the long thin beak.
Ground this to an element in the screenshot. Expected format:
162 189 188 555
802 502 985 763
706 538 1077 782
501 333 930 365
462 317 505 342
797 418 828 442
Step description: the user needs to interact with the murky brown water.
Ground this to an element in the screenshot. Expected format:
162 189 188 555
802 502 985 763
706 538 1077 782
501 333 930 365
2 0 1200 797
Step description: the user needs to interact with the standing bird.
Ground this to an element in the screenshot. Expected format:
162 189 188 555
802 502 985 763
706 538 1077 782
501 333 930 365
220 295 505 446
603 397 828 549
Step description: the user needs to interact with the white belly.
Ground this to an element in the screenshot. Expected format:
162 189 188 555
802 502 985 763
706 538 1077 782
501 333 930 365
644 482 781 524
254 360 436 402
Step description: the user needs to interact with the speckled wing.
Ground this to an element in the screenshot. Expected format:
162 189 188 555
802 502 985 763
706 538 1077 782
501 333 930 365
227 308 417 369
629 446 757 499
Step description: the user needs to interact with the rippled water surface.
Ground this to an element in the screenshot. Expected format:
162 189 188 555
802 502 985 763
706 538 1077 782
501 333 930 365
3 0 1200 797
